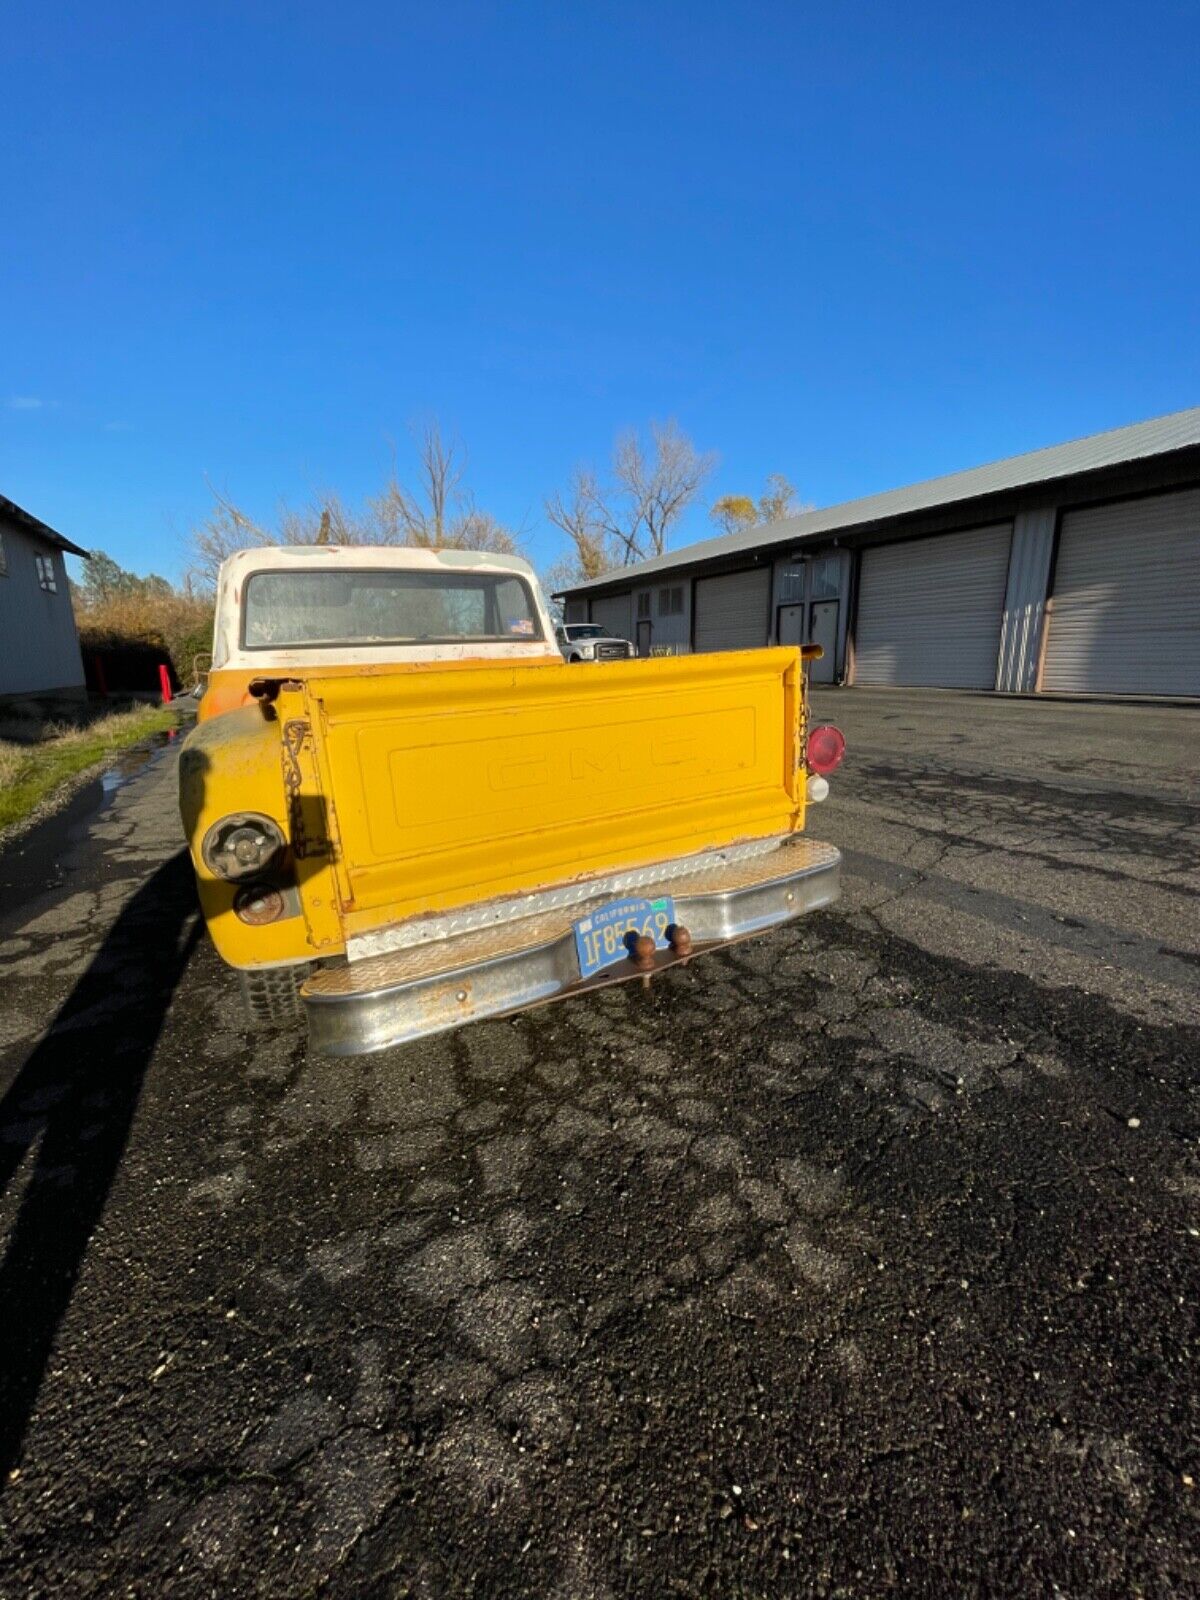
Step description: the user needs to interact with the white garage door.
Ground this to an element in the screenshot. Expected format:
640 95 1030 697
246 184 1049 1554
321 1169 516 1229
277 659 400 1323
589 592 633 641
854 523 1012 687
693 568 770 652
1041 489 1200 695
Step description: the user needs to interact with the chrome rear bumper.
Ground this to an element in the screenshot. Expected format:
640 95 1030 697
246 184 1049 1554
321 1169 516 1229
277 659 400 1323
302 836 840 1056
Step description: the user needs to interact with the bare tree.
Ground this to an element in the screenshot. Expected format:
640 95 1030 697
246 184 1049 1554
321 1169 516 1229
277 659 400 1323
544 466 614 582
370 421 520 554
614 421 715 562
186 420 519 589
709 472 805 537
758 473 802 524
278 491 370 547
187 485 277 590
539 555 581 620
546 420 714 581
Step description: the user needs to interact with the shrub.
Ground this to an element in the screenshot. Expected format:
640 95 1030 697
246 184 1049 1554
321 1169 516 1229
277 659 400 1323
74 588 214 688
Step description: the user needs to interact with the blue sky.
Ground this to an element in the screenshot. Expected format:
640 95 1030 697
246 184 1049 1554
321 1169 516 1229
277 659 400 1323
2 1 1197 585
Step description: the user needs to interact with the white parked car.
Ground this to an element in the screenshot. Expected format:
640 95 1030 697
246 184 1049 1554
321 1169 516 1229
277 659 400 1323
556 622 636 662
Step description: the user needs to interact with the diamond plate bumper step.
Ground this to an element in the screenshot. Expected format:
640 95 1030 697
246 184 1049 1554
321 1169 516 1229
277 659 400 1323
302 836 840 1057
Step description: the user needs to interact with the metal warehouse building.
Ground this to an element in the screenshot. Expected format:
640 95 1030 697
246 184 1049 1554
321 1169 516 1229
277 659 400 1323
555 406 1200 698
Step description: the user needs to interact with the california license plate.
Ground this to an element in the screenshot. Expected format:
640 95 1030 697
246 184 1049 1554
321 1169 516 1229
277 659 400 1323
573 895 676 980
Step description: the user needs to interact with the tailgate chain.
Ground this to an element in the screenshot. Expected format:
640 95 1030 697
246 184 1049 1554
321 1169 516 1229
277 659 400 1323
282 718 325 860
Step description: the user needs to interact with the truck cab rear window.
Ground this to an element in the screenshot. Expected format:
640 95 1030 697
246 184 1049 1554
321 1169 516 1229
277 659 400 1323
242 569 543 648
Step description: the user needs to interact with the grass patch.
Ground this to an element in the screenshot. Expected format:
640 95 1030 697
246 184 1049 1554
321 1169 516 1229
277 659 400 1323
0 704 178 835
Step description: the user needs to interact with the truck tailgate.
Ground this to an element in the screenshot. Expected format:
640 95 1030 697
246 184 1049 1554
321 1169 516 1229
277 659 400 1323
291 649 805 934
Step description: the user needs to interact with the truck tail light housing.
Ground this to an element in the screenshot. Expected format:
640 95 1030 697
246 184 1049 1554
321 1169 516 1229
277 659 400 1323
234 884 287 925
202 813 287 881
807 724 846 776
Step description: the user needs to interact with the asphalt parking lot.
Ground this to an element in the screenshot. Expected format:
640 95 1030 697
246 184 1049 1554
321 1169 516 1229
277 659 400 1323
0 687 1197 1599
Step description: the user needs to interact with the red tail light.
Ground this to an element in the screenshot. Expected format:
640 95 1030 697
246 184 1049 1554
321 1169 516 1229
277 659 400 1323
807 724 846 775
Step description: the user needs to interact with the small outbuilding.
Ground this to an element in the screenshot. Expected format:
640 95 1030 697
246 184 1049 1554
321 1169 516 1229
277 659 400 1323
0 493 90 705
555 407 1200 698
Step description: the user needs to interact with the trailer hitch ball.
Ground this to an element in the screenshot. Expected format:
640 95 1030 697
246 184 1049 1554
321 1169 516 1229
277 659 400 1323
667 924 693 957
630 934 657 972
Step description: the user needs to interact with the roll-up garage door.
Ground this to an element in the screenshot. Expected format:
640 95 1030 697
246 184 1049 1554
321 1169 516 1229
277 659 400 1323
854 523 1012 687
693 568 770 652
590 592 633 640
1040 489 1200 696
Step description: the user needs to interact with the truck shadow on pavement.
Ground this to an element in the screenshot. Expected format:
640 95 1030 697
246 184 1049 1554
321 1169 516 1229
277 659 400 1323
0 849 201 1480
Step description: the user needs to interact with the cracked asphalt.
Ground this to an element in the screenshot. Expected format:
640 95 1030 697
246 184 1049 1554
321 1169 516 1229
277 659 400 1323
0 687 1198 1599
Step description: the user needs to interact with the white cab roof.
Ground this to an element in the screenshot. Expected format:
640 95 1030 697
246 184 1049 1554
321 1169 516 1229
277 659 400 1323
217 544 537 581
211 544 559 670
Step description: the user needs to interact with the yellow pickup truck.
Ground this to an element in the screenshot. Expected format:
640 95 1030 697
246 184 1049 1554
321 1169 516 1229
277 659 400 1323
179 546 843 1055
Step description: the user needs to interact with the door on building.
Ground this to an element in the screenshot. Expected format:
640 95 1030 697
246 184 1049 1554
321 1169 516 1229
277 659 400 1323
807 600 839 683
590 592 633 642
1039 488 1200 695
636 619 652 657
777 603 804 647
854 523 1013 687
693 568 771 652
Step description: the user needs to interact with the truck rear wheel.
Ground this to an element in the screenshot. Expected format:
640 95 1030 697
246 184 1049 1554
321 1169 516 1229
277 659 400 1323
238 965 308 1029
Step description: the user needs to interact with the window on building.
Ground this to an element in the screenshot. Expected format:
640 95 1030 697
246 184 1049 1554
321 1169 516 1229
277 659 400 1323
657 585 684 617
35 553 58 593
0 531 7 576
809 556 841 601
777 565 805 604
637 591 651 619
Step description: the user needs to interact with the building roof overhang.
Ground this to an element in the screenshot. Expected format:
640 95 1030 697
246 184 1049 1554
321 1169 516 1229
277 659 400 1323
0 493 89 559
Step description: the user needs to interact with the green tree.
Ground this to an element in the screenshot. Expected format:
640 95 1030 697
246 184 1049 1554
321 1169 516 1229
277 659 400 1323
78 550 172 602
708 495 757 537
